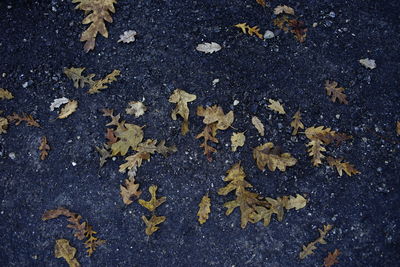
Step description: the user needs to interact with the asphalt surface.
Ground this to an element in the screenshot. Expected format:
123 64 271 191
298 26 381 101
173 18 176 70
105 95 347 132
0 0 399 266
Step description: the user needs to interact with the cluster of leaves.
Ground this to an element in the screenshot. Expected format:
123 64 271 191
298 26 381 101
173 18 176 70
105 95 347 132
54 239 80 267
273 7 307 42
299 224 333 259
39 136 50 160
218 163 307 228
42 207 105 256
64 67 120 94
138 185 167 235
235 23 263 39
72 0 117 52
196 105 234 161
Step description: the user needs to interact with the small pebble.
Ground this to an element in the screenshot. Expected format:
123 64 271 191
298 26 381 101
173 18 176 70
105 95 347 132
233 100 239 106
329 11 336 18
9 152 16 160
263 30 275 39
71 162 77 166
336 114 340 119
22 82 29 88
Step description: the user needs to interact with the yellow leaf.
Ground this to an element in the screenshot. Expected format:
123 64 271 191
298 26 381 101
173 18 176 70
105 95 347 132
197 194 211 224
197 105 234 130
139 185 166 212
327 156 360 176
231 132 245 152
54 239 80 267
253 142 297 172
251 116 265 136
290 110 304 135
142 215 166 235
111 123 144 156
267 99 286 114
325 80 348 104
0 88 14 100
120 173 142 205
247 26 263 39
58 100 78 119
169 89 197 135
274 5 295 15
0 117 8 134
306 139 326 166
88 69 120 94
234 23 248 34
283 194 307 210
300 224 333 259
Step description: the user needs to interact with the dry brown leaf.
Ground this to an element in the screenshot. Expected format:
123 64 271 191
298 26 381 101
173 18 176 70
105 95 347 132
231 132 245 152
252 116 265 136
72 0 117 52
306 138 326 166
327 156 360 176
169 89 197 135
274 5 295 15
289 19 307 42
58 100 78 119
120 173 142 205
396 121 400 136
197 105 234 130
118 30 137 43
0 88 14 100
299 224 333 259
253 142 297 172
273 15 290 32
267 99 286 114
324 249 341 267
0 117 8 134
39 136 50 160
54 239 80 267
197 194 211 224
139 185 166 212
84 225 106 256
142 215 166 236
196 123 218 162
106 128 118 145
125 101 147 117
255 0 266 7
325 80 348 104
7 113 40 127
290 110 304 135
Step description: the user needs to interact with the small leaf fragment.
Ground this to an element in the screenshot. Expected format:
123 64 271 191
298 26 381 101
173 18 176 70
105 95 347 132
324 249 341 267
274 5 295 15
255 0 266 7
299 224 333 259
54 239 80 267
267 99 286 114
396 121 400 136
142 215 166 236
0 117 8 134
196 42 222 54
234 23 263 39
58 100 78 119
197 194 211 224
0 88 14 100
125 101 147 118
231 132 246 152
39 136 50 160
169 89 197 135
118 30 137 43
88 70 120 94
290 110 304 135
325 80 348 104
359 58 376 69
50 97 70 111
251 116 265 136
139 185 166 212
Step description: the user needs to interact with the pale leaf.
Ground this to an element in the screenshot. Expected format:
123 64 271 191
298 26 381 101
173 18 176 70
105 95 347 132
267 99 286 114
196 42 222 54
58 100 78 119
251 116 265 136
118 30 137 43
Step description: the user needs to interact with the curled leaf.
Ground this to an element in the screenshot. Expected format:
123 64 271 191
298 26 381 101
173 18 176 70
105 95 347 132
196 42 222 54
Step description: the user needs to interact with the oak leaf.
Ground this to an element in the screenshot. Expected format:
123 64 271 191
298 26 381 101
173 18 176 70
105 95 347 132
231 132 245 152
282 194 308 210
0 117 8 134
139 185 166 212
274 5 295 15
111 123 144 156
96 144 111 167
325 80 348 104
234 23 263 39
196 123 218 162
255 0 266 7
300 224 333 259
324 249 341 267
39 136 50 160
118 30 137 43
64 67 95 88
54 239 80 267
88 69 120 94
327 156 360 176
197 105 234 131
125 101 147 118
142 215 166 236
289 19 307 42
7 113 40 127
196 42 222 54
197 194 211 224
306 138 326 166
251 116 265 136
84 225 106 256
72 0 117 52
267 99 286 114
253 142 297 172
0 88 13 100
58 100 78 119
120 173 142 205
169 89 197 135
290 110 304 135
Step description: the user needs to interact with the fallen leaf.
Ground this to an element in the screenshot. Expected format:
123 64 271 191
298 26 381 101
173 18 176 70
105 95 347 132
274 5 295 15
96 144 111 167
84 225 106 256
289 19 307 42
7 113 40 127
196 123 218 162
255 0 266 7
118 30 137 43
273 15 290 32
50 97 69 111
39 136 50 160
111 123 144 156
306 138 326 166
72 0 117 52
397 121 400 136
142 215 166 236
253 142 297 172
196 42 222 54
58 100 78 119
139 185 166 212
0 88 14 100
54 239 80 267
169 89 197 135
120 173 142 205
0 117 8 134
235 23 248 34
325 80 348 104
231 132 246 152
359 58 376 69
88 69 120 94
197 105 234 130
267 99 286 114
251 116 265 136
197 194 211 224
324 249 341 267
291 110 304 135
327 156 360 176
234 23 263 39
125 101 147 117
299 224 333 259
283 194 307 210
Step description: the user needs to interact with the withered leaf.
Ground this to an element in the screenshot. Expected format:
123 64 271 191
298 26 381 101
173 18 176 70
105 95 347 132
196 123 218 162
84 225 106 256
267 99 286 114
306 138 326 166
253 142 297 172
88 69 120 94
274 15 290 32
118 30 137 43
396 121 400 135
235 23 248 34
274 5 295 15
7 113 40 127
54 239 80 267
169 89 197 135
289 19 307 42
139 185 166 212
96 144 111 167
50 97 70 111
39 136 50 160
281 194 307 210
142 215 166 236
325 80 348 104
327 156 360 176
120 173 142 205
64 67 95 88
106 128 118 145
72 0 117 52
0 117 8 134
251 116 265 136
290 110 304 135
0 88 14 100
58 100 78 119
197 194 211 224
231 132 245 152
125 101 147 118
299 224 333 259
197 105 234 130
255 0 266 7
324 249 341 267
111 123 144 156
196 42 222 54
